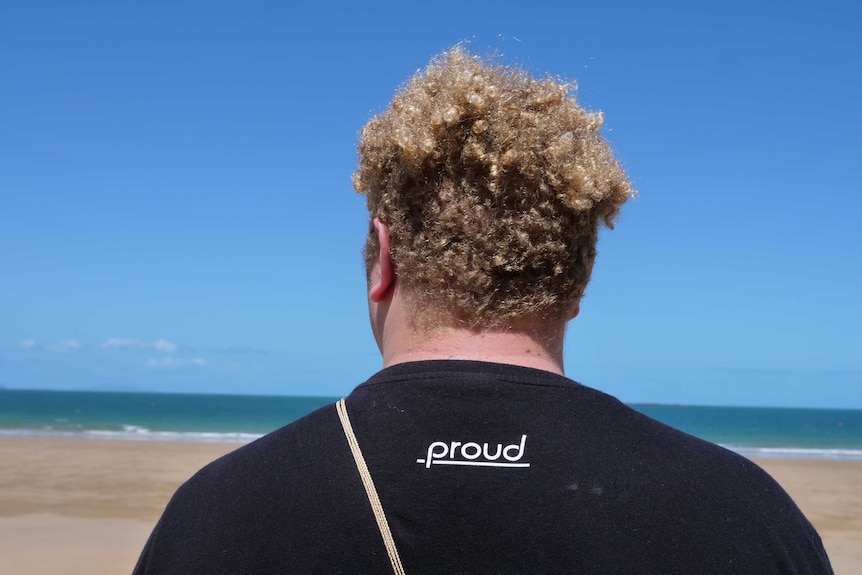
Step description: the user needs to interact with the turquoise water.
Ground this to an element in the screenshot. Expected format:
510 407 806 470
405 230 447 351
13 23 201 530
633 404 861 460
0 389 333 442
1 389 860 459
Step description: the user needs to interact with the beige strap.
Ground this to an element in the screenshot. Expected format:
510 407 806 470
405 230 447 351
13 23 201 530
336 398 407 575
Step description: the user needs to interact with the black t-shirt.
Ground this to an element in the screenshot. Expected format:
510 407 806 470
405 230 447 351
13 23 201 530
133 360 833 574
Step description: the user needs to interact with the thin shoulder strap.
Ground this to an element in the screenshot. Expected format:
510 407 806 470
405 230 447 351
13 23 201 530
336 398 407 575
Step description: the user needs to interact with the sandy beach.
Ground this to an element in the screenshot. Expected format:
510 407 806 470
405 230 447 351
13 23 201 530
1 437 859 574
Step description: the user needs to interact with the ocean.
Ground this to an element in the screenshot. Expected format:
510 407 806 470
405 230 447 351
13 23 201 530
1 389 860 460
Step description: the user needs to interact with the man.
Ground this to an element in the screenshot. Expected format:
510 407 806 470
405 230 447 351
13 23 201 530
133 48 832 574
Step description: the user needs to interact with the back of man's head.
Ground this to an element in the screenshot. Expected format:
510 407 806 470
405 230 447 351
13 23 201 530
354 47 633 329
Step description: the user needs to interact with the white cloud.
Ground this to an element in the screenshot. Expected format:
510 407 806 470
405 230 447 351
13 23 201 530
48 339 82 352
152 339 178 353
101 338 178 353
19 339 37 349
147 357 207 368
101 338 144 349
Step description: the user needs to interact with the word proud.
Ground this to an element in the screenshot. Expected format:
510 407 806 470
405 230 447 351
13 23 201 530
416 435 530 469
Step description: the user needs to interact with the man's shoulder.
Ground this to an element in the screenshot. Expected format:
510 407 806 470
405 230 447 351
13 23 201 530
180 401 342 497
134 400 387 574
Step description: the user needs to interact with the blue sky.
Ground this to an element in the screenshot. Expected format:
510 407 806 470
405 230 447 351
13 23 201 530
1 0 859 408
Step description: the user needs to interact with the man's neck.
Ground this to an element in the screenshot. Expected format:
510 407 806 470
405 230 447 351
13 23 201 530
380 325 566 375
368 275 569 376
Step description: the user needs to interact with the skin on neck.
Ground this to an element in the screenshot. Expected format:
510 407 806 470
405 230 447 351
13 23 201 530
367 219 576 376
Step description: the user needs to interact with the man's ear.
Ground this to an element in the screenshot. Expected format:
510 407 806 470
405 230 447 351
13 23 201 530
569 304 580 320
369 218 395 303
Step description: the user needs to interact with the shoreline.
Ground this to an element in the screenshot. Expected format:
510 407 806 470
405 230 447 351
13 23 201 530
1 437 860 574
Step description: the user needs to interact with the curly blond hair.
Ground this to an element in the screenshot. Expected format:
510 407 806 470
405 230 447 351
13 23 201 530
353 47 633 327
